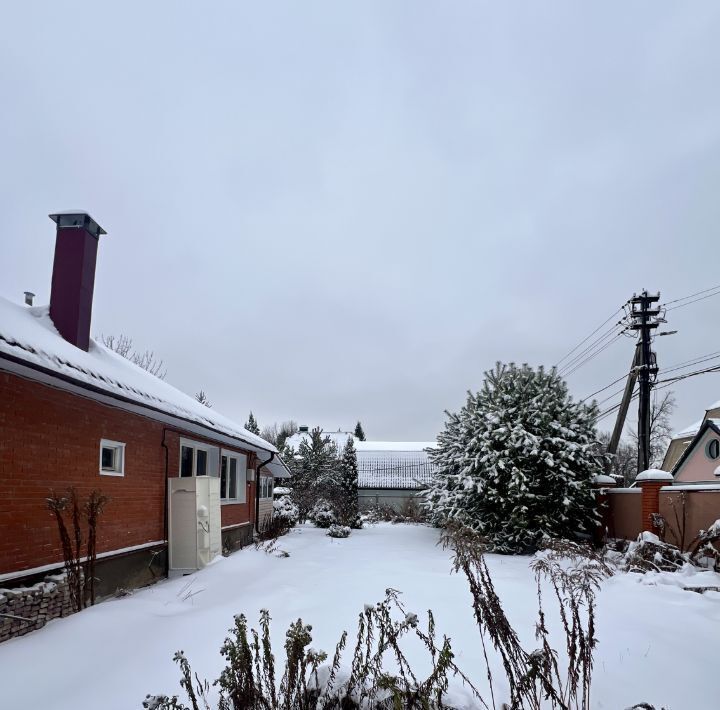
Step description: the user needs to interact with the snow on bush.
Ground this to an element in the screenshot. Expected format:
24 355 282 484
309 499 336 528
424 363 604 553
273 495 299 526
327 524 351 539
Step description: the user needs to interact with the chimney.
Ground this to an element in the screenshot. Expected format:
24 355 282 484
48 212 107 351
24 291 35 306
299 425 309 434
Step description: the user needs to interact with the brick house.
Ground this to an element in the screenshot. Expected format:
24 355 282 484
0 211 288 599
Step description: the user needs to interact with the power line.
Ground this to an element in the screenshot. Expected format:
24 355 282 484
660 351 720 376
665 289 720 312
662 283 720 308
596 390 639 425
580 372 633 403
655 363 720 387
558 324 625 376
561 330 627 378
594 383 630 408
554 306 625 368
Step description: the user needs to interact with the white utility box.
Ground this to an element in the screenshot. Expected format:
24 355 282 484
168 477 222 574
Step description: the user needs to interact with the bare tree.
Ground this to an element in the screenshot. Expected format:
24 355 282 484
628 391 676 469
195 390 212 408
597 431 636 486
101 334 167 380
260 420 298 450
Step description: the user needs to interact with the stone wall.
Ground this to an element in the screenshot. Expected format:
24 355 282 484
0 572 74 643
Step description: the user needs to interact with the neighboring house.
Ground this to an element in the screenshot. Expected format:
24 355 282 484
662 399 720 471
284 427 438 511
669 419 720 483
0 212 288 599
356 441 438 511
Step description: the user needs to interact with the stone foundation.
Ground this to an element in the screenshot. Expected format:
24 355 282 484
0 572 74 643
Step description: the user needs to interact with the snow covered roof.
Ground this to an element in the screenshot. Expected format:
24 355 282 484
284 430 354 451
0 296 276 455
357 446 437 490
673 418 720 440
355 441 436 452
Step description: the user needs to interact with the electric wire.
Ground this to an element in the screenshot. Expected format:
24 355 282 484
561 330 627 378
580 372 633 403
662 283 720 308
558 324 625 377
554 306 625 369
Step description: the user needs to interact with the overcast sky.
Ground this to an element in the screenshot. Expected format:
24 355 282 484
2 2 720 440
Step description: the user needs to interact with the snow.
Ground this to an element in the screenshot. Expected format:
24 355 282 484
673 417 720 439
636 468 674 481
674 419 703 438
355 441 437 452
357 447 437 489
592 474 616 485
0 296 275 455
1 523 718 709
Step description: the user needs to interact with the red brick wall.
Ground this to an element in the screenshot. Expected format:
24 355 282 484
0 371 257 577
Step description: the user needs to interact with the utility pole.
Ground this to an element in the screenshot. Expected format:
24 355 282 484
607 342 640 461
629 291 661 475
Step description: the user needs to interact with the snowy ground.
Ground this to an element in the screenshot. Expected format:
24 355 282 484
2 523 720 709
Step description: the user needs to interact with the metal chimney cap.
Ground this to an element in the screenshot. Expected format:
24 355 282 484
49 211 107 238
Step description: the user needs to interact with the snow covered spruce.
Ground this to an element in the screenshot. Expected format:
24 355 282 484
285 428 361 530
424 363 604 553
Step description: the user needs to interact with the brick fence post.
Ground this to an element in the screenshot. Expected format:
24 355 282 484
592 474 616 544
636 469 674 533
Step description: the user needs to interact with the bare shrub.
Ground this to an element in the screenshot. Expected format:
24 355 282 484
101 334 167 380
147 529 670 709
441 525 611 710
145 589 480 710
256 514 292 544
46 488 109 611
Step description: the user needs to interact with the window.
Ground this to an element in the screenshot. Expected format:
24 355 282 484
706 439 720 460
259 476 273 499
180 446 194 477
99 439 125 476
220 451 247 503
179 440 219 478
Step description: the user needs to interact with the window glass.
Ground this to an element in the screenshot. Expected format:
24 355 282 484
220 455 228 499
708 439 720 460
101 447 115 470
196 449 208 475
180 446 194 477
229 458 238 499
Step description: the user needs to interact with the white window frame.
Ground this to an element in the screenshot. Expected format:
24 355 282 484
179 439 219 478
259 475 273 499
99 439 125 477
220 450 247 504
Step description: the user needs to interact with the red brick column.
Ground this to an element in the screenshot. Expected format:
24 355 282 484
636 470 674 533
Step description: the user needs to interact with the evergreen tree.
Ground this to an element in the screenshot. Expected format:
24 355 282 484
424 363 603 553
287 428 338 522
354 421 366 441
337 437 360 527
245 411 260 435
